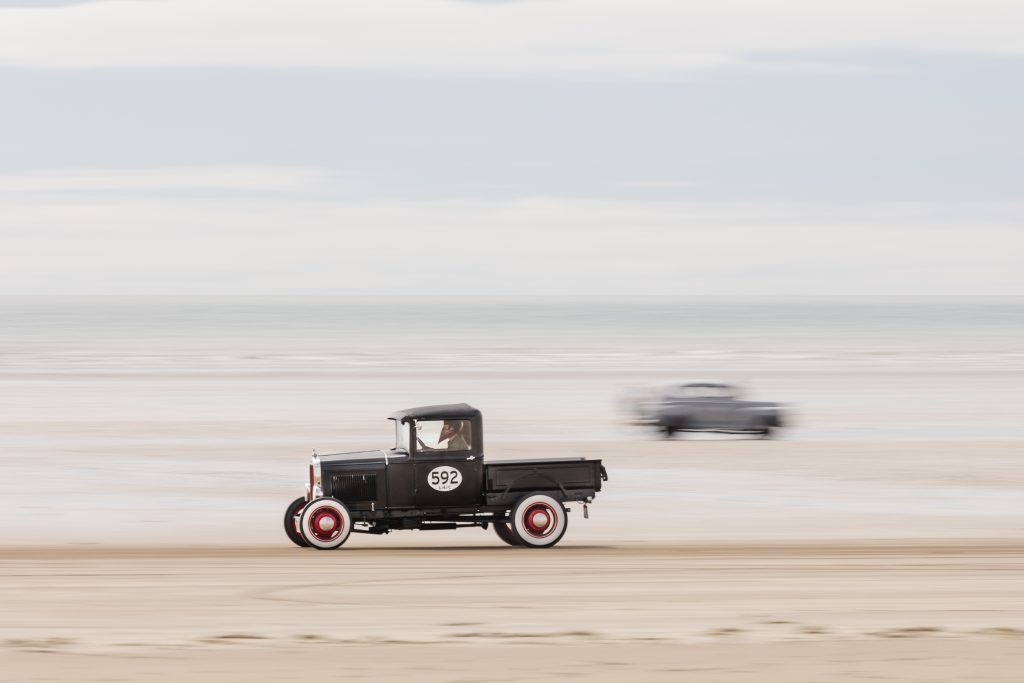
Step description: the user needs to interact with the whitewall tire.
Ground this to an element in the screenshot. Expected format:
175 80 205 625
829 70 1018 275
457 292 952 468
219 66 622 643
510 493 568 548
299 498 352 550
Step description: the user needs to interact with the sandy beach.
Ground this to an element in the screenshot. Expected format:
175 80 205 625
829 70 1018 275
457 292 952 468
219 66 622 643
2 542 1023 682
3 431 1024 680
3 433 1023 682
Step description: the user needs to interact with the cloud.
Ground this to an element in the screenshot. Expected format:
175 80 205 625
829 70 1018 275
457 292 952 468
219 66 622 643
619 180 694 190
0 0 104 6
1 178 1021 295
0 166 354 195
0 0 1021 74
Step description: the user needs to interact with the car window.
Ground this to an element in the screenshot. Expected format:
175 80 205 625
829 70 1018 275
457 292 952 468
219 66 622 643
414 419 473 452
665 384 739 399
678 385 734 398
666 386 700 400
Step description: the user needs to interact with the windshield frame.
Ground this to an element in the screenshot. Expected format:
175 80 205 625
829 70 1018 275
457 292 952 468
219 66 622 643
391 418 410 453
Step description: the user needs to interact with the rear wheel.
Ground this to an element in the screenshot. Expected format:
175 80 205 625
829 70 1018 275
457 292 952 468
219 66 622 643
299 498 352 550
510 493 568 548
283 496 309 548
493 521 520 546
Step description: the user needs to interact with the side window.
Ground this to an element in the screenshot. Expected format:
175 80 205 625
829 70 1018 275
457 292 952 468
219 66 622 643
414 419 473 452
666 386 690 400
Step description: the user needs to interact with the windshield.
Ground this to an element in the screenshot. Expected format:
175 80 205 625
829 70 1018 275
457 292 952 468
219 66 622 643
393 419 410 452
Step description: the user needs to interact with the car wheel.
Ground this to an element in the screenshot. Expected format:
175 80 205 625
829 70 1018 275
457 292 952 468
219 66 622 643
299 498 352 550
662 425 676 438
493 521 521 546
284 496 309 548
759 426 774 439
510 493 568 548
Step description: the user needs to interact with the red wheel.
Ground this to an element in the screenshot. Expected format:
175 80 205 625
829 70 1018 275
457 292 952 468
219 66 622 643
299 498 352 550
510 493 568 548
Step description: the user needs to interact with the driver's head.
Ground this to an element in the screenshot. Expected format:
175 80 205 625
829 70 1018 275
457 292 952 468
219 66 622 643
440 420 463 440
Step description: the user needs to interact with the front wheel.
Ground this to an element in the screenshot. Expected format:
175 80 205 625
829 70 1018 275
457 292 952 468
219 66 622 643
284 496 309 548
510 493 568 548
299 498 353 550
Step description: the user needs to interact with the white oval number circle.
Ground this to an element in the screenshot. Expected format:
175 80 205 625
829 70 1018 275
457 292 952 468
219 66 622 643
427 466 462 492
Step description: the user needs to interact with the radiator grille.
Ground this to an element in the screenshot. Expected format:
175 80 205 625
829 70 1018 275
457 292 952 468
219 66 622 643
331 473 378 502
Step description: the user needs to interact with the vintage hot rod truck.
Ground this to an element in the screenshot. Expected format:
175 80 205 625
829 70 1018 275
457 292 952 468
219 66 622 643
284 404 607 549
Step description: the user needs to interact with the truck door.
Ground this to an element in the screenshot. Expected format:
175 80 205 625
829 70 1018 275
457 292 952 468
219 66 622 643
687 397 717 428
706 387 742 428
690 386 730 428
414 452 483 508
411 418 483 508
702 398 733 428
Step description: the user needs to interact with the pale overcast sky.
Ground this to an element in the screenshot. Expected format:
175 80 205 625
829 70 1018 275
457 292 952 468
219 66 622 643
0 0 1021 296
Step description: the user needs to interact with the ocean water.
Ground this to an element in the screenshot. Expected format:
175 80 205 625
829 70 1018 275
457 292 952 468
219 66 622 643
1 296 1021 372
0 296 1021 443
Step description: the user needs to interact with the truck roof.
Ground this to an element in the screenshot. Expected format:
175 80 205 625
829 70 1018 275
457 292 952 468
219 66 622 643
390 403 482 423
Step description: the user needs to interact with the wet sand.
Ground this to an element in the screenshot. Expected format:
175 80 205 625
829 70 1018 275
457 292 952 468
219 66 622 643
3 438 1022 545
2 542 1023 682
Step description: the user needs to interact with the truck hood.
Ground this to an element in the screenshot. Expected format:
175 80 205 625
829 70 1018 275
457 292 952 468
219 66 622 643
317 449 393 466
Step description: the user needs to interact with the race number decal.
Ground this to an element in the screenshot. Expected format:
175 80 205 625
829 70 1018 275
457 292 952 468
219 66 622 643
427 466 461 492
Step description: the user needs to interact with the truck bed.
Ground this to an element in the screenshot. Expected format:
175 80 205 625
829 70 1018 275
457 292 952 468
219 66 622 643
483 458 605 505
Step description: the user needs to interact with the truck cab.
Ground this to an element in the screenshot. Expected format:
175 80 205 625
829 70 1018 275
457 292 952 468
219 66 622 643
384 403 484 509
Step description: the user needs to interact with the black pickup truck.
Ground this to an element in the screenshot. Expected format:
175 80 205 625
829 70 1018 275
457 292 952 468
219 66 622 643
284 403 607 549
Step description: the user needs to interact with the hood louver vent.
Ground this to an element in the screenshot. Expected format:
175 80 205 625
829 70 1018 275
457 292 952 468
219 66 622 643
331 473 378 502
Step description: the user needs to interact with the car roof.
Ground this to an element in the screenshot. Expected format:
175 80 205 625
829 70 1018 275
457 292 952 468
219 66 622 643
390 403 482 423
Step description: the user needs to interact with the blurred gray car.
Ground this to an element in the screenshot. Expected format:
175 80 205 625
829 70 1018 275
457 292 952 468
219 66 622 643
628 381 786 438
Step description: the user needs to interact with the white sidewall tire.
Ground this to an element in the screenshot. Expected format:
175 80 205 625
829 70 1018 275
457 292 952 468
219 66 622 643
511 493 568 548
299 498 352 550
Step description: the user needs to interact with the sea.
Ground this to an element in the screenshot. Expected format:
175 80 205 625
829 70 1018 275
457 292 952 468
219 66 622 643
0 296 1021 444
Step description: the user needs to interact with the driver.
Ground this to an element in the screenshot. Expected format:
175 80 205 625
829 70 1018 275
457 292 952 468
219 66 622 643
439 420 470 450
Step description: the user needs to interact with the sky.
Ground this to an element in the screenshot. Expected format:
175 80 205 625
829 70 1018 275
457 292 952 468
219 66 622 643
0 0 1021 296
